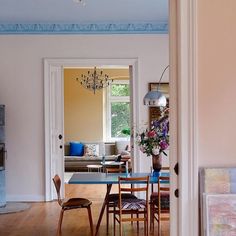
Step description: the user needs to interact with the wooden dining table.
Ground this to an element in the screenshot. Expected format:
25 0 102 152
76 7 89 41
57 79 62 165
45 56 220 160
68 172 168 236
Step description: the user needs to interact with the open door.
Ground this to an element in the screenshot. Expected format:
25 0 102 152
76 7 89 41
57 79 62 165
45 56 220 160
44 61 64 201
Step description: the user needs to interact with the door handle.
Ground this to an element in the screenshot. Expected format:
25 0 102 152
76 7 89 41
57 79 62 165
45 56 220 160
174 162 178 175
174 189 179 198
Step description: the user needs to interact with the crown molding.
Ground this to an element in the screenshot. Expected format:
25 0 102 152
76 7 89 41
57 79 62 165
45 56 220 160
0 22 168 34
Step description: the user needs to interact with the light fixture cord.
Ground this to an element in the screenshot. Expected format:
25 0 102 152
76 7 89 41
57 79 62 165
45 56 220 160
157 65 169 90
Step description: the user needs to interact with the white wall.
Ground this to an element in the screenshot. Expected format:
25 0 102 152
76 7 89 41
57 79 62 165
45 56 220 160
0 35 169 200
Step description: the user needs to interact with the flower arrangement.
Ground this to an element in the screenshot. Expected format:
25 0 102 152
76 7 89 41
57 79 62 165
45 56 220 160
136 115 169 157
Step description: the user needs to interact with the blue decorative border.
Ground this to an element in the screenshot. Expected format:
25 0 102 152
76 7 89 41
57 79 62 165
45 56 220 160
0 22 168 34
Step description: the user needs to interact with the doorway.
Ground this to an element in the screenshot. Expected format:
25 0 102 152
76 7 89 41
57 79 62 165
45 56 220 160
44 58 139 200
63 66 132 180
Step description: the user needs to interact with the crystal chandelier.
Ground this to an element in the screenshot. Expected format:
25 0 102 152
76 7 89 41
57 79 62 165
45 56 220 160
77 67 113 94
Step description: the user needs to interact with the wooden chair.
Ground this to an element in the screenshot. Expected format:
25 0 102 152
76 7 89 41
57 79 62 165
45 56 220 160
113 176 150 236
150 175 170 235
52 175 94 236
105 168 137 234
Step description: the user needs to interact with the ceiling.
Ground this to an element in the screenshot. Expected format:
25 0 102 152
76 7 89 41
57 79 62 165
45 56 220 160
0 0 169 34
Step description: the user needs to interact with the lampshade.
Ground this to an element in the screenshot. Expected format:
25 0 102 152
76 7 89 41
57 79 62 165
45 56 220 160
143 91 167 107
143 65 169 107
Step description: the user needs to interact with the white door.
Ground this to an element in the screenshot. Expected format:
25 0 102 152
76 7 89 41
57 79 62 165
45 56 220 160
44 62 64 201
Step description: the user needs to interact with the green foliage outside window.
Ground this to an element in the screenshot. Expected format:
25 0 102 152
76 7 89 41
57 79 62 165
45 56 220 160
111 102 130 138
111 84 130 96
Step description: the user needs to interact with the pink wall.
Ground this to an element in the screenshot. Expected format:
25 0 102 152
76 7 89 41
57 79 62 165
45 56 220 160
198 0 236 166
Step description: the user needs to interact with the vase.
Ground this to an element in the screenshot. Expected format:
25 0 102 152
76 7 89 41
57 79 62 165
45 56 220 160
152 154 162 176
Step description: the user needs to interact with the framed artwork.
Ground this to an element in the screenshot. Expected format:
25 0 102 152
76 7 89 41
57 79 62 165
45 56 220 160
148 83 169 127
203 193 236 236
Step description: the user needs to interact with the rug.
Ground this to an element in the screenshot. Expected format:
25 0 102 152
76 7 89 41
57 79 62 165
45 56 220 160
0 202 31 214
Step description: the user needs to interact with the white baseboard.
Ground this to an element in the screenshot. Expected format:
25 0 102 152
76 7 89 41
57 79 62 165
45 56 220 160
6 194 45 202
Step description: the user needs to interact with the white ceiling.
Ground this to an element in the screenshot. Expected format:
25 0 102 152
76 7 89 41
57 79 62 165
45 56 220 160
0 0 168 23
0 0 168 24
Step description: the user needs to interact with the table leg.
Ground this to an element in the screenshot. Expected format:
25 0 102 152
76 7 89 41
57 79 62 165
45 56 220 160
95 184 112 236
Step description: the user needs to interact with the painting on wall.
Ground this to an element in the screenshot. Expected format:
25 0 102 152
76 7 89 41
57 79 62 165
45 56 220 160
148 82 169 127
203 194 236 236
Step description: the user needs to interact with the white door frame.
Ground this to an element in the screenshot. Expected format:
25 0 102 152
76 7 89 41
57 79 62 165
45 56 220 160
44 58 139 201
44 0 199 235
171 0 199 235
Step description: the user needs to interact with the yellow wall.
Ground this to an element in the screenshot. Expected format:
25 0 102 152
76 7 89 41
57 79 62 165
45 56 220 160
64 68 129 142
198 0 236 166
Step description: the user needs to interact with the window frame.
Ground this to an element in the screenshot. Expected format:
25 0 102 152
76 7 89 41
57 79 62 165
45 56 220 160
105 80 130 142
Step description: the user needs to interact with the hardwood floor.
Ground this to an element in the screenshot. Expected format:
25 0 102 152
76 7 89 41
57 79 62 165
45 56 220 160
0 184 169 236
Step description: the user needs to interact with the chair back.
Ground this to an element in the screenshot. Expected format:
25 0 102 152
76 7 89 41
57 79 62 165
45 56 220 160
52 174 63 206
158 175 170 213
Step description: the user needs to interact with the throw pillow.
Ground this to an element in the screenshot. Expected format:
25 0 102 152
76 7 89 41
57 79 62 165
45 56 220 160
115 141 130 154
69 142 84 156
84 144 99 156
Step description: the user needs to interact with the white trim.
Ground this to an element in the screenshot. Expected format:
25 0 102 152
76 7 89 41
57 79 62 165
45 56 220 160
174 0 198 235
44 59 52 201
105 79 130 141
7 195 45 202
169 0 178 235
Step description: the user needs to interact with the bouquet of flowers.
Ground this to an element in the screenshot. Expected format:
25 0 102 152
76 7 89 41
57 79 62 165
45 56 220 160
136 115 169 157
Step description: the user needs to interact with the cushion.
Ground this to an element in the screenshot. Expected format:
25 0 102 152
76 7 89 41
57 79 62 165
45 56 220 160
69 142 84 156
115 141 130 154
84 144 99 156
151 192 170 210
117 198 147 210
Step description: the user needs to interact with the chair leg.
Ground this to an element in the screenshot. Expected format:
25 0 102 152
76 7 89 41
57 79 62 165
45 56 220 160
113 206 116 236
106 204 109 234
158 214 160 236
136 213 139 233
146 211 149 236
150 203 153 233
57 209 64 236
87 205 94 236
119 217 122 236
144 216 146 236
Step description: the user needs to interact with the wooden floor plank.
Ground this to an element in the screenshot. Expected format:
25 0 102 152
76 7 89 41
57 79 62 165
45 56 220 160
0 184 169 236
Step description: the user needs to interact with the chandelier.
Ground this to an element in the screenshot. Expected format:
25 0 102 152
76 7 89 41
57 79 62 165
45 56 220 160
77 67 113 94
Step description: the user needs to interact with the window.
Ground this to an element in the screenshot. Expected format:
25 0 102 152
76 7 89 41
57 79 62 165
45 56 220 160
106 80 130 141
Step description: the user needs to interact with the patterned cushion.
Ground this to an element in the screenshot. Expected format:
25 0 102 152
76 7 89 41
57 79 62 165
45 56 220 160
151 192 170 210
116 198 147 210
84 144 99 156
108 193 137 202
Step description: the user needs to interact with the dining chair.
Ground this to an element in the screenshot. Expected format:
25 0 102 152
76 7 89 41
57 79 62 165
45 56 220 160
113 176 150 236
105 168 137 234
52 175 94 236
150 175 170 235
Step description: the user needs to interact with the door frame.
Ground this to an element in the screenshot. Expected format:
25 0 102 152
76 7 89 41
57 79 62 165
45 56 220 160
170 0 199 235
44 0 199 235
44 58 139 201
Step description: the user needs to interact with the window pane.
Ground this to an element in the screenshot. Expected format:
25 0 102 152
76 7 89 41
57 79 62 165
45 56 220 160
111 102 130 138
111 84 130 96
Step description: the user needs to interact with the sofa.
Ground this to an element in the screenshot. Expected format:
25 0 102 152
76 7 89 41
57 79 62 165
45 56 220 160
64 141 130 172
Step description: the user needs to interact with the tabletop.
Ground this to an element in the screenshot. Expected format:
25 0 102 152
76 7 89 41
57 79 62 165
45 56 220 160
68 172 169 184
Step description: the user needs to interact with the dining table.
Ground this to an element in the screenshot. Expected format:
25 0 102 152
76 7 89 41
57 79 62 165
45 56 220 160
68 171 168 236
